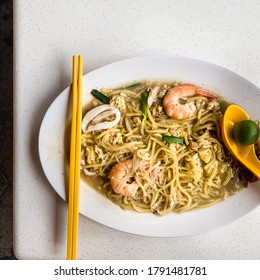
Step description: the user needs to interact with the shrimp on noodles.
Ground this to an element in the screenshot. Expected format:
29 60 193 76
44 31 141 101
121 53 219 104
163 84 216 119
109 159 138 197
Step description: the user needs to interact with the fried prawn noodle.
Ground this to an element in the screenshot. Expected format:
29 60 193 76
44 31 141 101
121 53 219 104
163 84 216 119
81 82 236 215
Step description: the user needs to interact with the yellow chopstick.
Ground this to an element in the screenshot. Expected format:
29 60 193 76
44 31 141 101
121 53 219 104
67 55 83 260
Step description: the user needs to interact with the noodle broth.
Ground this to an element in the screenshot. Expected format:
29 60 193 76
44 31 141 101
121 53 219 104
80 81 258 215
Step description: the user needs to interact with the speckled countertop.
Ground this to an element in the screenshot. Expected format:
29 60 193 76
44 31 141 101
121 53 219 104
13 0 260 259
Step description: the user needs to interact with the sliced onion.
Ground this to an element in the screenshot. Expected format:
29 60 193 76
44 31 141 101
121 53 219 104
83 169 97 176
80 150 86 165
82 104 121 133
147 86 159 106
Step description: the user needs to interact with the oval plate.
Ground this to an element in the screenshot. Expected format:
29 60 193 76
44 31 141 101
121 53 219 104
38 56 260 237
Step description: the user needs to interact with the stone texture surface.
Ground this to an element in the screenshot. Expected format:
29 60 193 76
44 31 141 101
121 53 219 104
0 0 15 259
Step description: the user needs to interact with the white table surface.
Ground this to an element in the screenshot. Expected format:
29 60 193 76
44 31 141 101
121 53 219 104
13 0 260 260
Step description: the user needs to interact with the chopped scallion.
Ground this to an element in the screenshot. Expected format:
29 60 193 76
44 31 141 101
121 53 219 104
91 89 110 104
125 83 142 90
141 91 148 126
162 135 185 145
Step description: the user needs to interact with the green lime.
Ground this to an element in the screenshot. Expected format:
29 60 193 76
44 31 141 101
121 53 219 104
232 120 260 146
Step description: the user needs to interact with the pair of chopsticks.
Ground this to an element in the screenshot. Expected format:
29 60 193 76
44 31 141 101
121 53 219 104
67 55 83 260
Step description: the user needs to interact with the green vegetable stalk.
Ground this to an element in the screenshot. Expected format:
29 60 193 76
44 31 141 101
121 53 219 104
162 135 185 145
125 83 142 90
91 89 110 104
141 91 148 126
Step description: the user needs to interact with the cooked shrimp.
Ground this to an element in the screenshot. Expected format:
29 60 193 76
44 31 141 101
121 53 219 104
109 159 138 197
163 84 216 119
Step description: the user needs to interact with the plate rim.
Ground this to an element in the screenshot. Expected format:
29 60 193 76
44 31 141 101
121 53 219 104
38 55 260 237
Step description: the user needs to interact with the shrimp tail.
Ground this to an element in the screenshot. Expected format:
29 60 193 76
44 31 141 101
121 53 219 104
196 87 216 99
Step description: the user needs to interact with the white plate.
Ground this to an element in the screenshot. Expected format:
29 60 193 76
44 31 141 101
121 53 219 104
38 56 260 237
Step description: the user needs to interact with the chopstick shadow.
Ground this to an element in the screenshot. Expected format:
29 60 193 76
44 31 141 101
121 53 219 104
53 91 72 252
63 86 72 202
29 64 72 248
52 85 72 247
